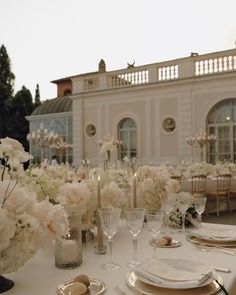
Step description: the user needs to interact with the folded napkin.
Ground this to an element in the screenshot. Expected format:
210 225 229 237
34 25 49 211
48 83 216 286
135 258 213 289
189 225 236 240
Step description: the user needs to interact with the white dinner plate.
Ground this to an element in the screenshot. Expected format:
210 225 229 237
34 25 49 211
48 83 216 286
134 258 214 289
126 271 223 295
188 226 236 242
187 234 236 247
135 270 216 289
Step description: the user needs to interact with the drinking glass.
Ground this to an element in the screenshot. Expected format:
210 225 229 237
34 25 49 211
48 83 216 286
194 197 207 225
194 197 207 215
145 211 162 258
160 195 174 234
124 208 145 268
98 207 121 271
178 202 190 233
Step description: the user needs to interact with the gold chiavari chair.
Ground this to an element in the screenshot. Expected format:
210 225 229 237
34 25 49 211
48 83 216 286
170 175 182 184
207 174 232 216
191 174 207 198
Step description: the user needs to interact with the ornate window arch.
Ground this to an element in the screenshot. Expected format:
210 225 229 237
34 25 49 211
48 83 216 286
207 98 236 163
118 117 137 160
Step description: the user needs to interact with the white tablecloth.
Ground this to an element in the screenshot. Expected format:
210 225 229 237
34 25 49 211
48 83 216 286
6 222 236 295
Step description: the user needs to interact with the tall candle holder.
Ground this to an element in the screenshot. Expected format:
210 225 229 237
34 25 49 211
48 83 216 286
94 176 106 255
132 173 137 208
187 130 217 162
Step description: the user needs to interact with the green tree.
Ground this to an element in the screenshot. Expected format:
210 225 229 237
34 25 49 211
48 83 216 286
8 86 34 151
34 83 41 109
0 44 15 137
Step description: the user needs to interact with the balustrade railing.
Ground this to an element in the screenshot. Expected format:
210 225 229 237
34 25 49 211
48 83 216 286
71 49 236 93
110 69 149 87
158 64 178 80
195 55 236 76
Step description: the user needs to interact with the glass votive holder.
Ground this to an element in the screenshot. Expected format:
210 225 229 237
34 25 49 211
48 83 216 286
55 213 82 269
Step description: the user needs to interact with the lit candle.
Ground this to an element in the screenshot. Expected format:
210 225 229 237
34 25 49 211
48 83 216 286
133 173 137 208
59 239 79 262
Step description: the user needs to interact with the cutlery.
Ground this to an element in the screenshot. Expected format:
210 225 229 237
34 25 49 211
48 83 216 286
212 266 231 273
195 244 236 255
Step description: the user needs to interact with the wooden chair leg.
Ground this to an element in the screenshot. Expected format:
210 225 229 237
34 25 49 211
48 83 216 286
216 196 219 216
227 193 232 213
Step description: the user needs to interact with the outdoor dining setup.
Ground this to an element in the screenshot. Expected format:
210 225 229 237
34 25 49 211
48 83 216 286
0 136 236 295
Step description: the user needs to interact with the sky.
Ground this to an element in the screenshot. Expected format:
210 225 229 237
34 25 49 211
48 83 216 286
1 0 236 100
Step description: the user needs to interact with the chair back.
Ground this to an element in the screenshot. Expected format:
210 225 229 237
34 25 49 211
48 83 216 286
217 174 231 192
191 174 207 195
170 175 181 184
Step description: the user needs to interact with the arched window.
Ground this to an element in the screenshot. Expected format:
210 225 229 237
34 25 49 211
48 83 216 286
118 118 137 159
207 98 236 163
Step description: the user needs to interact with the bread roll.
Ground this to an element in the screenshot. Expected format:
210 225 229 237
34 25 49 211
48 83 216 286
73 274 90 287
65 281 87 295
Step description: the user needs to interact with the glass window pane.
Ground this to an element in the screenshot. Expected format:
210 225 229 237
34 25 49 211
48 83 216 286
118 118 137 159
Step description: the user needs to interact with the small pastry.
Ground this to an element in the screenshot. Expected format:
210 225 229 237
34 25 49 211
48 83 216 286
65 281 87 295
158 238 169 246
162 236 172 245
73 274 90 287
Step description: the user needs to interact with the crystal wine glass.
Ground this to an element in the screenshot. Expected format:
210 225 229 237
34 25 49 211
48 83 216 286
124 208 145 268
160 194 175 235
98 207 121 271
194 197 207 225
145 211 162 258
178 202 191 233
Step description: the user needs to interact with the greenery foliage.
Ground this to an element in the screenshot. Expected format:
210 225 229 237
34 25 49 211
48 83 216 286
0 44 40 153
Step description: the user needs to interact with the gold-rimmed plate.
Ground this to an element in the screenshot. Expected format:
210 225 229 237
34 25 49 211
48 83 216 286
57 277 106 295
187 234 236 248
149 239 182 248
126 271 222 295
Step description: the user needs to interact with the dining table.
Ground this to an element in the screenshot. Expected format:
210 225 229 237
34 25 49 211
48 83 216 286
5 221 236 295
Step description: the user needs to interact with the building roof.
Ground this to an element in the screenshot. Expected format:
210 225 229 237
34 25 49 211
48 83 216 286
31 96 72 116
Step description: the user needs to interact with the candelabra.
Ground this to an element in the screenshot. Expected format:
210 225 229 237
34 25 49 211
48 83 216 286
187 130 216 162
27 125 51 162
27 125 72 163
96 134 122 167
50 137 73 163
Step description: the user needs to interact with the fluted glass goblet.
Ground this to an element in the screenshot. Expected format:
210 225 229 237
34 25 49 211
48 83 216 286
178 202 190 233
194 197 207 226
99 207 121 271
124 208 145 268
145 211 162 258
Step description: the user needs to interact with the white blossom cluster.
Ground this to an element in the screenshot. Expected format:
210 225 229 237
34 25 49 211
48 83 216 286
0 137 69 274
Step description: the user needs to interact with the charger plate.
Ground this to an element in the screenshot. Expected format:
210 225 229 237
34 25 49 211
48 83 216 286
149 239 181 248
57 277 106 295
126 271 222 295
187 234 236 248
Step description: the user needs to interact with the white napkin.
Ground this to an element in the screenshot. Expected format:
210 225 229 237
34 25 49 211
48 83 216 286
189 225 236 240
135 258 213 289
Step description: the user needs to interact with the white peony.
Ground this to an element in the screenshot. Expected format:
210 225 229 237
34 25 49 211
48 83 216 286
0 208 16 251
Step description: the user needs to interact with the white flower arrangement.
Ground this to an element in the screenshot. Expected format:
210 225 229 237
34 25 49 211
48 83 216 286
96 134 122 159
163 190 199 229
136 165 170 211
101 181 127 209
0 137 69 274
